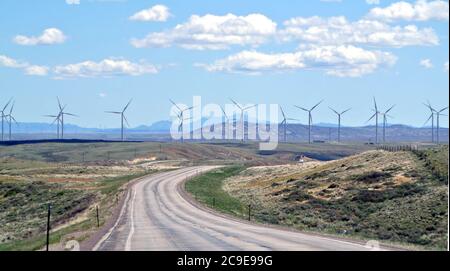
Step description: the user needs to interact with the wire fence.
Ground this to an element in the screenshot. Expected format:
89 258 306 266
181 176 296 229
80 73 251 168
376 144 419 152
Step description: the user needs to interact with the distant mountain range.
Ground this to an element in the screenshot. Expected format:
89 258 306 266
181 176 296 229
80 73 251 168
10 120 173 134
4 120 448 143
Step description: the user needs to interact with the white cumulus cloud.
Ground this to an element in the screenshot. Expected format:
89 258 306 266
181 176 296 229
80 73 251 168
131 13 277 50
366 0 380 5
25 65 49 76
420 58 433 68
0 55 48 76
280 16 439 47
53 58 159 78
367 0 449 21
444 61 449 72
66 0 80 4
129 5 171 22
13 28 67 46
199 45 397 77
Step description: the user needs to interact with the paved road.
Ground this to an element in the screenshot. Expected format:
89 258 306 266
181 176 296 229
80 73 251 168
93 166 378 251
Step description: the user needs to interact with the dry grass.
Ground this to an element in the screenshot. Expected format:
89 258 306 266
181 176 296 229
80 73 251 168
223 149 448 250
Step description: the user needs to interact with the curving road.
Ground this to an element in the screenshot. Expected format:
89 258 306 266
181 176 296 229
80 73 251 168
93 166 380 251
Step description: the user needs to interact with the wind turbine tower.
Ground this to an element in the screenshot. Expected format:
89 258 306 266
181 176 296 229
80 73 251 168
329 107 351 143
230 99 256 143
6 101 18 140
367 98 381 144
169 99 194 143
294 100 323 144
436 107 448 145
0 99 12 141
381 105 395 143
106 99 132 141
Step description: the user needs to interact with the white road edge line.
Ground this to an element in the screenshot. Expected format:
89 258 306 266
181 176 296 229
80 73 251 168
92 188 131 251
125 188 137 251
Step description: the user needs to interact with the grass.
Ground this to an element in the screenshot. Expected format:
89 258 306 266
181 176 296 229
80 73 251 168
221 148 449 250
0 172 152 251
0 141 377 165
0 149 158 251
413 145 448 183
185 166 248 218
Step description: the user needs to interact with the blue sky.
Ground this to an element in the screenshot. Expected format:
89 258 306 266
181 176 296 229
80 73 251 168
0 0 448 128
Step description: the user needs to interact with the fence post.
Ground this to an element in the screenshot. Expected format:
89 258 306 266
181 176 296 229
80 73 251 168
46 204 51 251
248 204 251 221
96 206 100 228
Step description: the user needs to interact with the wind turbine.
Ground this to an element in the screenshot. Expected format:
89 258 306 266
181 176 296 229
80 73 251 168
230 99 256 143
423 102 436 143
366 97 381 144
329 107 351 143
294 100 323 144
170 99 194 143
436 107 448 145
44 113 61 139
56 98 77 139
220 106 230 140
6 101 18 141
106 99 132 141
380 105 395 143
280 106 300 143
0 98 12 141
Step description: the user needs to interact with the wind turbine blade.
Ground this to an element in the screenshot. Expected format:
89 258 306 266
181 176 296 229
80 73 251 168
9 102 15 114
423 114 433 126
123 115 130 127
279 106 287 120
105 111 121 114
341 108 351 115
243 104 257 111
385 105 395 114
64 112 78 117
230 98 242 110
10 116 18 124
294 105 308 112
439 107 448 113
51 117 59 125
184 106 195 112
329 107 339 115
2 98 12 112
220 106 229 119
123 99 132 112
366 113 377 123
373 97 378 112
311 100 323 111
57 97 63 111
169 99 182 112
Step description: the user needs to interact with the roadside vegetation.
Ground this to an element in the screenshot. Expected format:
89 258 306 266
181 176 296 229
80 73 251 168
189 146 448 250
185 166 248 218
0 152 169 251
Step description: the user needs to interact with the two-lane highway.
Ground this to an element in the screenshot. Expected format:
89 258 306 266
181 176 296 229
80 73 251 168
93 166 378 251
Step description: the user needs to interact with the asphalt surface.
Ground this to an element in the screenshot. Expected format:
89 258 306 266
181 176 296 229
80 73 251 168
93 166 379 251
